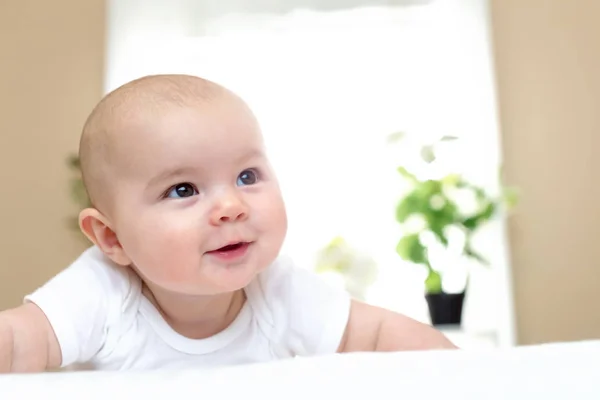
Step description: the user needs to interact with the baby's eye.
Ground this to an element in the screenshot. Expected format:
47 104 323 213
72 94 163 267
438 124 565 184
237 169 259 186
166 183 198 199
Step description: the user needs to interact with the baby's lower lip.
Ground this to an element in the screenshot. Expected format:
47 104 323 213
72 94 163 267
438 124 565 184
206 242 251 261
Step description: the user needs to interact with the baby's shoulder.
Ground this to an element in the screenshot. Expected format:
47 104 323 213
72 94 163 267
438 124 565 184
72 246 141 293
65 246 144 318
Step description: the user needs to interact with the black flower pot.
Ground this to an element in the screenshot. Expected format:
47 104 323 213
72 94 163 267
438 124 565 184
425 291 465 326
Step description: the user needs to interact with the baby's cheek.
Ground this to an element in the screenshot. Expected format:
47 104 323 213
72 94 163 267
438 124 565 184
136 228 199 284
148 218 198 253
252 191 287 249
132 213 197 256
261 193 287 231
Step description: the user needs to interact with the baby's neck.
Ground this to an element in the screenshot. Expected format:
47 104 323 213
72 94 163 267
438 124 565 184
141 283 246 340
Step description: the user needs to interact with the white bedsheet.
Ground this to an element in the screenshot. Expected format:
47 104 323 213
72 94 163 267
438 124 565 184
2 340 600 399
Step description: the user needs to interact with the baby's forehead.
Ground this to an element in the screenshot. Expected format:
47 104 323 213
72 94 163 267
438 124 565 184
109 97 257 150
102 86 214 128
100 94 243 155
105 93 263 167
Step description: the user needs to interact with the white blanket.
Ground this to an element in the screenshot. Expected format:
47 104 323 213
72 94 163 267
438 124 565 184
2 340 600 399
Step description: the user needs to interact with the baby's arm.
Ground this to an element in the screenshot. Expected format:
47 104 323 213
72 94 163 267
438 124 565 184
337 300 457 352
0 303 61 372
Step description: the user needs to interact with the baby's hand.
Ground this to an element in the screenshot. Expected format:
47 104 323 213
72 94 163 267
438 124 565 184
338 300 457 353
0 303 61 372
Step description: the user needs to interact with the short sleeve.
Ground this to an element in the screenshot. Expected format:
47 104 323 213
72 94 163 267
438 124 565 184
24 246 131 367
250 256 351 356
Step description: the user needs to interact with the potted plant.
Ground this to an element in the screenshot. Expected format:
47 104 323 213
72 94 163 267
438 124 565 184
391 134 516 326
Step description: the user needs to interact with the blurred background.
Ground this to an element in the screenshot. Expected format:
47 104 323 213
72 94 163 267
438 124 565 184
1 0 599 349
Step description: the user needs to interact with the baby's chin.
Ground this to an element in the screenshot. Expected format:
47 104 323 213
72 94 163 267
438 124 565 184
191 261 267 294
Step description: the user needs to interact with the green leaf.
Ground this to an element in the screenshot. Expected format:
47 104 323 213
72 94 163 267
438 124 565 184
502 187 519 209
481 202 496 219
425 195 458 246
464 202 493 229
440 135 459 142
441 173 461 187
387 131 407 144
462 216 477 231
464 241 490 266
462 202 496 231
396 233 427 265
325 236 346 250
68 154 81 169
396 166 417 183
425 270 442 294
429 220 449 246
420 145 436 163
70 178 91 208
395 193 422 223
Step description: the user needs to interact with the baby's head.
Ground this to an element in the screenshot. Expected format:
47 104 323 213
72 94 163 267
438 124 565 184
78 74 287 295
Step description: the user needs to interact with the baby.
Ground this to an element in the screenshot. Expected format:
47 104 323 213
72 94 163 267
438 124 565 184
0 75 455 372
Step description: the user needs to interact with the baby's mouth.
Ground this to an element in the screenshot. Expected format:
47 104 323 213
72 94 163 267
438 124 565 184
215 242 245 252
208 242 250 253
206 242 252 261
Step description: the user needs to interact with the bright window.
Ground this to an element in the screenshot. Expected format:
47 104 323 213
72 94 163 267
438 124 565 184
107 0 515 346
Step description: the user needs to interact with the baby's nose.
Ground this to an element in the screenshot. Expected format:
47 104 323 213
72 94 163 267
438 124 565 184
210 192 249 225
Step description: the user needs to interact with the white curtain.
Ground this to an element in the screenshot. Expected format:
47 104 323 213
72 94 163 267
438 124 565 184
107 0 515 346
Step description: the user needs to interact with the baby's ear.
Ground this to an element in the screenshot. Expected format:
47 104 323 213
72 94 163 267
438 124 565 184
79 208 132 266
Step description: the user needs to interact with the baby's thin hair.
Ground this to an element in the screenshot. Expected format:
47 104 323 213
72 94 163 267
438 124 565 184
78 74 227 211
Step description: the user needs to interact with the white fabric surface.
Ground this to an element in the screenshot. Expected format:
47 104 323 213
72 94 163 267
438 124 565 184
3 340 600 399
24 246 351 370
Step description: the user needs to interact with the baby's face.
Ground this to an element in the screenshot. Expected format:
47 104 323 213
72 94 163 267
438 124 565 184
107 98 287 295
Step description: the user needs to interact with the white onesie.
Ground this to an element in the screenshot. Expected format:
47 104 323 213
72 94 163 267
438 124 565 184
25 246 351 371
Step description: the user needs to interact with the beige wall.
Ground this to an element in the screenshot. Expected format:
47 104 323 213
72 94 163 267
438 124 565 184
491 0 600 344
0 0 105 309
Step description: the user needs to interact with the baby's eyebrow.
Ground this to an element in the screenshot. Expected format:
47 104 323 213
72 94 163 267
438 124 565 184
237 148 265 164
146 167 197 189
145 149 265 190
